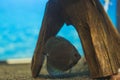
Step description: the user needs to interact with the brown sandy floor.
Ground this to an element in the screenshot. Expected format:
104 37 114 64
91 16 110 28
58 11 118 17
0 58 92 80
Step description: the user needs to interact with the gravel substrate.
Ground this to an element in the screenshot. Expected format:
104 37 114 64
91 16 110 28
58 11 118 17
0 58 92 80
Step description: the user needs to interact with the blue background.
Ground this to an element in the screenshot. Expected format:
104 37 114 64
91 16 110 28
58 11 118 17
0 0 117 60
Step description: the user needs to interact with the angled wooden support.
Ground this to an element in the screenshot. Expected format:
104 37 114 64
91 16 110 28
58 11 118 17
31 0 120 79
31 1 64 78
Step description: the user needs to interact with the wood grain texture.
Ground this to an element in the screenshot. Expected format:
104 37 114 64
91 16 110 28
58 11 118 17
31 0 120 79
58 0 120 78
31 1 64 78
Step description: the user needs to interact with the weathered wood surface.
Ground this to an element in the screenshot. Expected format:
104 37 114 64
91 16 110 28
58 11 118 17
31 1 65 77
117 0 120 32
31 0 120 79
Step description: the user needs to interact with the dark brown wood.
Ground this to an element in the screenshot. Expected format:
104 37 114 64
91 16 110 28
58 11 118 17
31 1 64 78
117 0 120 32
31 0 120 79
58 0 120 78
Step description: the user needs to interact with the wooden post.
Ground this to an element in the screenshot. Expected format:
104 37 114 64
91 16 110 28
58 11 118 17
59 0 120 78
31 1 64 78
31 0 120 79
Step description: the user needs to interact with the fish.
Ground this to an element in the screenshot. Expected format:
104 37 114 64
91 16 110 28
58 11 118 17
44 36 81 76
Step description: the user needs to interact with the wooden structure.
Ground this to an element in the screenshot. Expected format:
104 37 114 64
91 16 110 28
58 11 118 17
31 0 120 79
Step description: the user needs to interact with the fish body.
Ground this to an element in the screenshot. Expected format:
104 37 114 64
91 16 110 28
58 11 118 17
44 36 81 76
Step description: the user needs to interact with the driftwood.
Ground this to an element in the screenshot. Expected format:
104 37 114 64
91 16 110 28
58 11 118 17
31 0 120 79
117 0 120 32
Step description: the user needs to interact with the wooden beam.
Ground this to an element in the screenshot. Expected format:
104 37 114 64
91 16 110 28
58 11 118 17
58 0 120 78
31 0 120 79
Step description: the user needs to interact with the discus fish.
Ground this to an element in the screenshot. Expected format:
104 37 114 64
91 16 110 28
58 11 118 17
44 36 81 76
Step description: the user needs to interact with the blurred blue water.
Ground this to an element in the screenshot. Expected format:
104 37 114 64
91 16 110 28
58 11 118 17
0 0 117 60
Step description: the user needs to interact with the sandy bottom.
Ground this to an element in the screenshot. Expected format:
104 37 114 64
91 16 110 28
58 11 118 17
0 58 92 80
